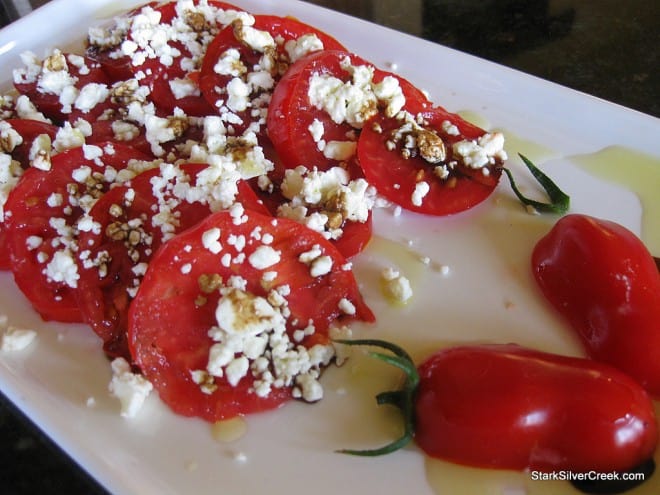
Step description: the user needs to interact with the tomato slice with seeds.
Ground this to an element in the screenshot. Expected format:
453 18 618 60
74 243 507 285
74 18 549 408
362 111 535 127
199 15 346 136
357 106 503 216
4 143 152 322
267 49 432 173
76 162 269 359
129 209 373 421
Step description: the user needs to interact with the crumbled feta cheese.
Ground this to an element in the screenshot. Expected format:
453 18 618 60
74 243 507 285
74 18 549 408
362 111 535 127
234 22 275 52
169 77 200 99
411 181 430 207
452 132 507 169
214 48 246 77
1 154 23 221
53 123 86 151
338 298 356 316
44 249 79 288
1 326 37 351
29 133 52 171
322 140 356 161
381 267 413 303
74 83 110 113
284 33 323 63
215 288 282 337
308 56 406 128
309 255 333 277
226 77 250 112
108 357 153 418
248 245 281 269
202 227 223 254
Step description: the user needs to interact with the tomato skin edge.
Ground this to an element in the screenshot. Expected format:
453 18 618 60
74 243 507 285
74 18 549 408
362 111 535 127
357 109 502 217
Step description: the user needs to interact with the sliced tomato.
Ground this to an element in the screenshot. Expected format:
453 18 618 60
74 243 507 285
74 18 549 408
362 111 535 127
13 52 111 124
357 106 503 216
267 49 432 173
127 1 246 116
1 119 59 167
199 15 346 136
76 162 270 359
76 163 208 359
86 120 154 157
4 143 152 322
85 1 155 82
333 213 372 258
129 209 373 421
0 119 59 269
253 169 373 259
89 1 246 113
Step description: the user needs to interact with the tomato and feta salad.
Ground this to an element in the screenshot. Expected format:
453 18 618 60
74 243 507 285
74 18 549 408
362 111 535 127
7 0 492 418
3 4 655 491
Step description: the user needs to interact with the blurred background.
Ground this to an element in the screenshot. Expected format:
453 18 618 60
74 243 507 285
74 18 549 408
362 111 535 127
305 0 659 118
1 0 658 116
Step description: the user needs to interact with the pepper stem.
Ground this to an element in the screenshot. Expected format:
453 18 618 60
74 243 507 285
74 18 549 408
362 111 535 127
333 338 419 456
503 153 570 214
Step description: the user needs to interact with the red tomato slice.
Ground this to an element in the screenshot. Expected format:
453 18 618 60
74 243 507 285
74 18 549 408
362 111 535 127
128 1 246 116
86 120 154 157
85 1 155 82
76 162 270 359
333 212 372 258
1 119 59 167
129 209 373 421
4 143 152 322
199 15 346 136
76 163 208 359
253 166 373 259
267 49 432 173
0 119 59 269
88 1 246 113
357 106 503 216
13 51 111 123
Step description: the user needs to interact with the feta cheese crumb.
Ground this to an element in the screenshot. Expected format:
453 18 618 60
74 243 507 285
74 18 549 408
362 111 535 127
381 267 413 304
1 326 37 351
248 245 281 269
108 357 153 418
202 227 223 254
338 298 356 316
411 181 430 207
284 34 323 63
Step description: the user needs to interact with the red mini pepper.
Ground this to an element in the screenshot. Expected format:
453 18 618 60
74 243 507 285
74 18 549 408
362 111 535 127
338 340 658 477
532 214 660 397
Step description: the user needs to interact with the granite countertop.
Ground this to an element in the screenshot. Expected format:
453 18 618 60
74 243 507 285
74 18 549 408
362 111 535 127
0 1 658 494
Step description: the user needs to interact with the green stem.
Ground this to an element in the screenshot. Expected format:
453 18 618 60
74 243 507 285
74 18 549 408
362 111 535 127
503 153 570 214
333 338 419 457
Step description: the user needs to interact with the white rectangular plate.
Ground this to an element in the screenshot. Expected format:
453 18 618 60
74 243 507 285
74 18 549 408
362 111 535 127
1 1 659 494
